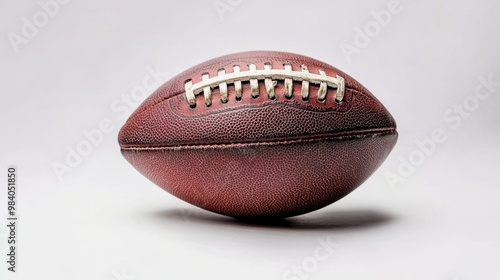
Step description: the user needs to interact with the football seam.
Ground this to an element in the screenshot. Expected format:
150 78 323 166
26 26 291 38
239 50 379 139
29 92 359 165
119 128 396 151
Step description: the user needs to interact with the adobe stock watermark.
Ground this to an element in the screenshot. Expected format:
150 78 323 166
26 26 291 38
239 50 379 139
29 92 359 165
7 0 70 54
51 65 170 182
384 74 499 189
282 235 339 280
339 0 414 63
213 0 243 21
110 268 134 280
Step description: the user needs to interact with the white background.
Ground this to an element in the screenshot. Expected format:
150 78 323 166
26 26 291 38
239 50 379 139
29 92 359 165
1 0 499 279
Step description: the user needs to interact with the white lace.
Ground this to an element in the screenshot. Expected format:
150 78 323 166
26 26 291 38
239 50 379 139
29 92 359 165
184 63 345 107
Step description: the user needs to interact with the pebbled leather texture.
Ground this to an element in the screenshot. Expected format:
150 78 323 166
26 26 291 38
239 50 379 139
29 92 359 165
119 51 398 218
122 133 397 218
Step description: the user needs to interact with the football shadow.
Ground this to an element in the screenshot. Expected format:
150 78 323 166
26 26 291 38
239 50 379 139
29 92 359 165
152 206 396 231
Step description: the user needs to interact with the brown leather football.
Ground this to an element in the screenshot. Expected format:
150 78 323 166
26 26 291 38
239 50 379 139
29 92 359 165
118 51 397 218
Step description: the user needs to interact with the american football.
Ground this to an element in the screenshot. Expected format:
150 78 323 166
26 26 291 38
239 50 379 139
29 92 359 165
118 51 397 218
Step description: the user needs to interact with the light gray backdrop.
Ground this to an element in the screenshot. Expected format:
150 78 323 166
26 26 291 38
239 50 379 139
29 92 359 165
1 0 499 279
